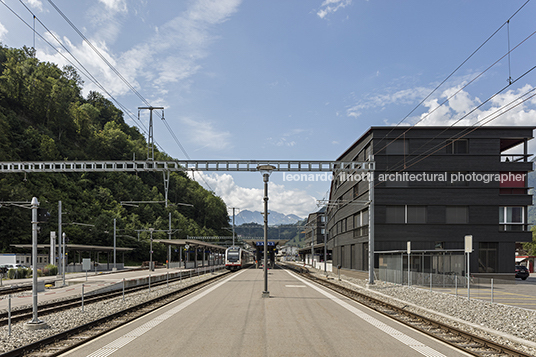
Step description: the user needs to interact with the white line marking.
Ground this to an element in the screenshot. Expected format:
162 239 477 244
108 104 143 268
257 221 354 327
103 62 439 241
84 271 245 357
286 270 448 357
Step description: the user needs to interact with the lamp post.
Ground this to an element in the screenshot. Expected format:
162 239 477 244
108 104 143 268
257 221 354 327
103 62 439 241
149 228 154 271
258 165 275 298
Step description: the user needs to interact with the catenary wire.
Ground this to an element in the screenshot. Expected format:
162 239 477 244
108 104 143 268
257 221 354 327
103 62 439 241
373 0 532 152
47 0 191 161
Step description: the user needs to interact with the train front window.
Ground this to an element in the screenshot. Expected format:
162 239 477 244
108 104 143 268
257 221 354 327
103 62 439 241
227 249 240 262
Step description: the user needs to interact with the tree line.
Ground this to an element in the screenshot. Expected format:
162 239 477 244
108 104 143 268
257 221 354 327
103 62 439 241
0 45 231 264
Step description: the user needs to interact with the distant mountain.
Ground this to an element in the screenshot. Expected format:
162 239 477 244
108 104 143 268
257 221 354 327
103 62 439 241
230 210 303 226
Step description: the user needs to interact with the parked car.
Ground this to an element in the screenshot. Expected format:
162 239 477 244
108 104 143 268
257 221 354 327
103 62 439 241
515 265 529 280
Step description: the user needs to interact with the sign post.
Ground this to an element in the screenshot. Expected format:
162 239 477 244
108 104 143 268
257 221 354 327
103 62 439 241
407 241 411 287
465 235 473 299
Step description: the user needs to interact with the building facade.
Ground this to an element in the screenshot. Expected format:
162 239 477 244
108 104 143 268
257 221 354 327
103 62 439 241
327 126 534 278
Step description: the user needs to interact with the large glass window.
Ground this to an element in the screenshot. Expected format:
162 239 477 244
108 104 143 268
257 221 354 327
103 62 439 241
499 206 525 231
386 205 427 223
478 242 498 273
407 206 427 223
386 140 409 155
446 139 468 154
446 206 468 224
386 206 405 223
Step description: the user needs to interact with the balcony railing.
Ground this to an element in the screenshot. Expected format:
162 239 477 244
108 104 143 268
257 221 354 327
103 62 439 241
500 154 531 162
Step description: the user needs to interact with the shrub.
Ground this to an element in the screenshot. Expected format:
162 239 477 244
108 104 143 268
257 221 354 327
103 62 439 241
44 264 58 276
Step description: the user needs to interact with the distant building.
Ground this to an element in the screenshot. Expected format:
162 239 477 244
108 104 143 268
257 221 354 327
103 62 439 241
299 207 331 266
327 126 534 279
0 253 49 268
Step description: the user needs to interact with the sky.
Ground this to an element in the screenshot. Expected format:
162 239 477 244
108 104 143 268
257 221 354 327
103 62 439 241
1 0 535 218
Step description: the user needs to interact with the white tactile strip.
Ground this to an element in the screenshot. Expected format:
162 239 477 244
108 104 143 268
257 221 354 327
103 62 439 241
84 271 245 357
286 270 449 357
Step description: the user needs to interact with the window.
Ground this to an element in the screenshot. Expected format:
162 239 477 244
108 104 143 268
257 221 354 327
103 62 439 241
446 139 468 154
407 206 427 223
386 206 405 223
479 242 498 273
446 206 468 224
354 212 361 227
386 140 408 155
362 209 369 226
386 205 427 223
499 206 525 231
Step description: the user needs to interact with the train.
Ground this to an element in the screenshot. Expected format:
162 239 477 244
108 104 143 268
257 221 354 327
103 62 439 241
225 246 253 271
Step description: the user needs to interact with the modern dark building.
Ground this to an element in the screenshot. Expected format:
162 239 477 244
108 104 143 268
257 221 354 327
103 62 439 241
327 126 534 279
299 207 331 265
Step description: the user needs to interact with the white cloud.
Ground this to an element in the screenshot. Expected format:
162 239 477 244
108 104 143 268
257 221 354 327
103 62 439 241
0 22 7 40
188 172 318 217
36 0 242 99
415 84 536 127
346 86 431 118
316 0 352 19
268 128 311 147
98 0 127 13
180 116 232 151
25 0 43 12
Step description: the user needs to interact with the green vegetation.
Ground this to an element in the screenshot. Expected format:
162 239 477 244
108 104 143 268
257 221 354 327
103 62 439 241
233 221 307 247
0 45 231 264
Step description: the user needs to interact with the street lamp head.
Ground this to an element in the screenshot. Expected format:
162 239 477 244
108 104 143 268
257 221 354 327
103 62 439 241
31 197 39 206
257 165 276 182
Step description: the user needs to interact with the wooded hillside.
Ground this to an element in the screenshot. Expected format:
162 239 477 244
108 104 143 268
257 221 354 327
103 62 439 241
0 45 230 264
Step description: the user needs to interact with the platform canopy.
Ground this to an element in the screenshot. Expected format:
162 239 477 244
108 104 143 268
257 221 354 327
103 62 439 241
246 239 289 249
152 239 226 252
298 242 326 254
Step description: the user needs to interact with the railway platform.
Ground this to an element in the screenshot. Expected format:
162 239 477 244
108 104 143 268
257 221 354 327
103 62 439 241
0 266 208 311
63 266 467 357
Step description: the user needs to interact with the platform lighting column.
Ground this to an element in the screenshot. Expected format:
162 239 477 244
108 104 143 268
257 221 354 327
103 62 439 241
149 228 154 271
368 156 375 285
258 165 275 298
323 213 327 275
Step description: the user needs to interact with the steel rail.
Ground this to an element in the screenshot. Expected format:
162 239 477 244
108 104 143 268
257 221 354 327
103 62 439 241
0 270 234 357
0 267 219 326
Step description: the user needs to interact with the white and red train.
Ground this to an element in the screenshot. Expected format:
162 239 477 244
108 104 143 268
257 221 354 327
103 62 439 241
225 246 253 271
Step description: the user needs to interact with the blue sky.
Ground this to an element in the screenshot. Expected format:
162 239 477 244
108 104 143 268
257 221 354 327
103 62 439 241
1 0 535 218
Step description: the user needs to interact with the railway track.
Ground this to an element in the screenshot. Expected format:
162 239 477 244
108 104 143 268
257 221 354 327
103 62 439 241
284 264 532 357
0 269 232 357
0 268 210 327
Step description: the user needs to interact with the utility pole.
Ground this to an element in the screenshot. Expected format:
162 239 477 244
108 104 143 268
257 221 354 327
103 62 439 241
230 207 238 246
58 201 62 277
138 106 164 161
168 212 172 269
113 218 116 271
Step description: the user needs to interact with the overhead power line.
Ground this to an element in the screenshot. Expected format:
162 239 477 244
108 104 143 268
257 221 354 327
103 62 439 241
47 0 192 162
374 0 533 152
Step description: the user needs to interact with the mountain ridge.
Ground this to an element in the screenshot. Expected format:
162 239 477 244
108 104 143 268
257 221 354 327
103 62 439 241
230 209 303 226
